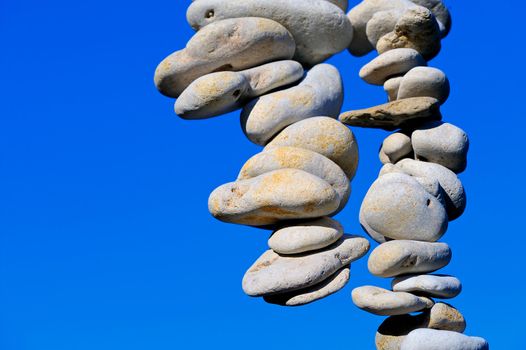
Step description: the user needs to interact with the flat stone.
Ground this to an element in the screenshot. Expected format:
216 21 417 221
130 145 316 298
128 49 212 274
268 217 344 254
154 17 295 97
242 235 369 296
398 67 450 104
175 60 304 119
368 240 452 277
186 0 353 66
392 274 462 298
384 76 404 101
339 97 441 130
352 286 433 316
238 146 350 212
208 169 340 226
410 0 451 37
264 267 350 306
376 303 466 350
380 132 413 163
401 329 489 350
411 121 469 174
266 117 359 179
241 64 343 145
377 7 442 60
360 173 448 242
359 48 426 86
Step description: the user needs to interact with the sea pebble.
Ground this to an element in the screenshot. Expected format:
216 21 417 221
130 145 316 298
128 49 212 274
368 240 452 277
352 286 433 316
401 329 489 350
379 132 413 163
398 67 450 104
241 64 343 145
366 9 404 46
384 76 404 101
242 235 369 296
154 17 295 97
392 274 462 298
208 169 340 226
410 0 451 36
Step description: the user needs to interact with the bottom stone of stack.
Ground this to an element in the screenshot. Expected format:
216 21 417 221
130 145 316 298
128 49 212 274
400 329 489 350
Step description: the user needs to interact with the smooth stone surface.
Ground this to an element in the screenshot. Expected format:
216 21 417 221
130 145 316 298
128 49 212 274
368 240 452 277
242 235 370 296
241 64 343 145
154 17 295 97
398 67 450 104
366 9 404 46
359 48 426 85
352 286 433 316
238 146 350 212
392 274 462 298
359 207 388 243
376 303 466 350
412 121 469 173
266 117 359 179
401 329 489 350
380 132 413 163
208 169 340 226
175 60 304 119
360 173 448 242
339 97 441 130
377 7 441 60
264 267 350 306
186 0 353 66
326 0 348 11
384 76 404 101
268 217 344 254
410 0 451 36
396 159 466 220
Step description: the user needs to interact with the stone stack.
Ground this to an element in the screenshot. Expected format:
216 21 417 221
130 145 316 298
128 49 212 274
154 0 370 306
340 1 489 349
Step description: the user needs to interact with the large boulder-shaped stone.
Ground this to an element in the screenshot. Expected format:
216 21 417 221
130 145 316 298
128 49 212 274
241 64 343 145
411 122 469 173
359 48 426 86
360 173 448 242
242 235 369 296
186 0 353 66
175 60 304 119
154 17 295 98
352 286 433 316
398 67 450 104
238 146 350 212
268 217 344 255
401 329 489 350
339 97 441 130
208 169 340 226
266 117 359 179
264 267 350 306
368 240 452 277
392 274 462 298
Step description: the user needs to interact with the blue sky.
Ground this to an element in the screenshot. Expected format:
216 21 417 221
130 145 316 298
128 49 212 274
1 1 524 349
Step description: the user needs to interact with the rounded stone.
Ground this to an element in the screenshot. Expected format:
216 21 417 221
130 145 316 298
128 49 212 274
384 76 404 101
241 64 343 145
360 172 448 242
154 17 295 97
392 274 462 298
268 217 344 255
208 169 340 226
401 329 489 350
410 0 451 37
380 132 413 163
368 240 452 277
398 67 450 104
359 48 427 85
352 286 433 316
266 117 359 179
411 122 469 174
366 9 404 46
186 0 353 66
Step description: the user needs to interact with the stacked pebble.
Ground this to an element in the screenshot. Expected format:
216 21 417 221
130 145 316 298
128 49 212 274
154 0 370 306
340 1 489 349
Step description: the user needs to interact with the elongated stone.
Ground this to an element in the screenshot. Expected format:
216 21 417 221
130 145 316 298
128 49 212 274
264 267 350 306
242 235 369 296
359 48 426 86
186 0 353 66
401 329 489 350
392 274 462 298
175 60 304 119
266 117 359 179
208 169 340 226
368 240 452 277
241 64 343 145
352 286 433 316
154 17 295 97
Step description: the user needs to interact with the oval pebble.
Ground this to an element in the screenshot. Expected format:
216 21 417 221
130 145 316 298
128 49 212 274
359 48 426 85
401 329 489 350
380 132 413 164
392 274 462 298
398 67 450 104
384 76 404 101
352 286 433 316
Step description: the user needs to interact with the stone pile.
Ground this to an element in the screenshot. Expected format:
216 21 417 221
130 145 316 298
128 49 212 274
153 0 489 347
340 1 489 349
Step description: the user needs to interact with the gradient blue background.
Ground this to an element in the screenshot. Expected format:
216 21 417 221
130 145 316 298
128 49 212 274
1 1 524 348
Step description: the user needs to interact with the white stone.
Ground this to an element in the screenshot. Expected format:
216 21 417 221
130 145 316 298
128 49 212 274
360 48 427 85
352 286 433 316
401 329 489 350
392 274 462 298
380 132 413 163
398 67 450 104
384 76 404 101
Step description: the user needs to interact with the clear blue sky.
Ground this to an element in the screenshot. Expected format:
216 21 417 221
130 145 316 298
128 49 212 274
1 1 524 349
